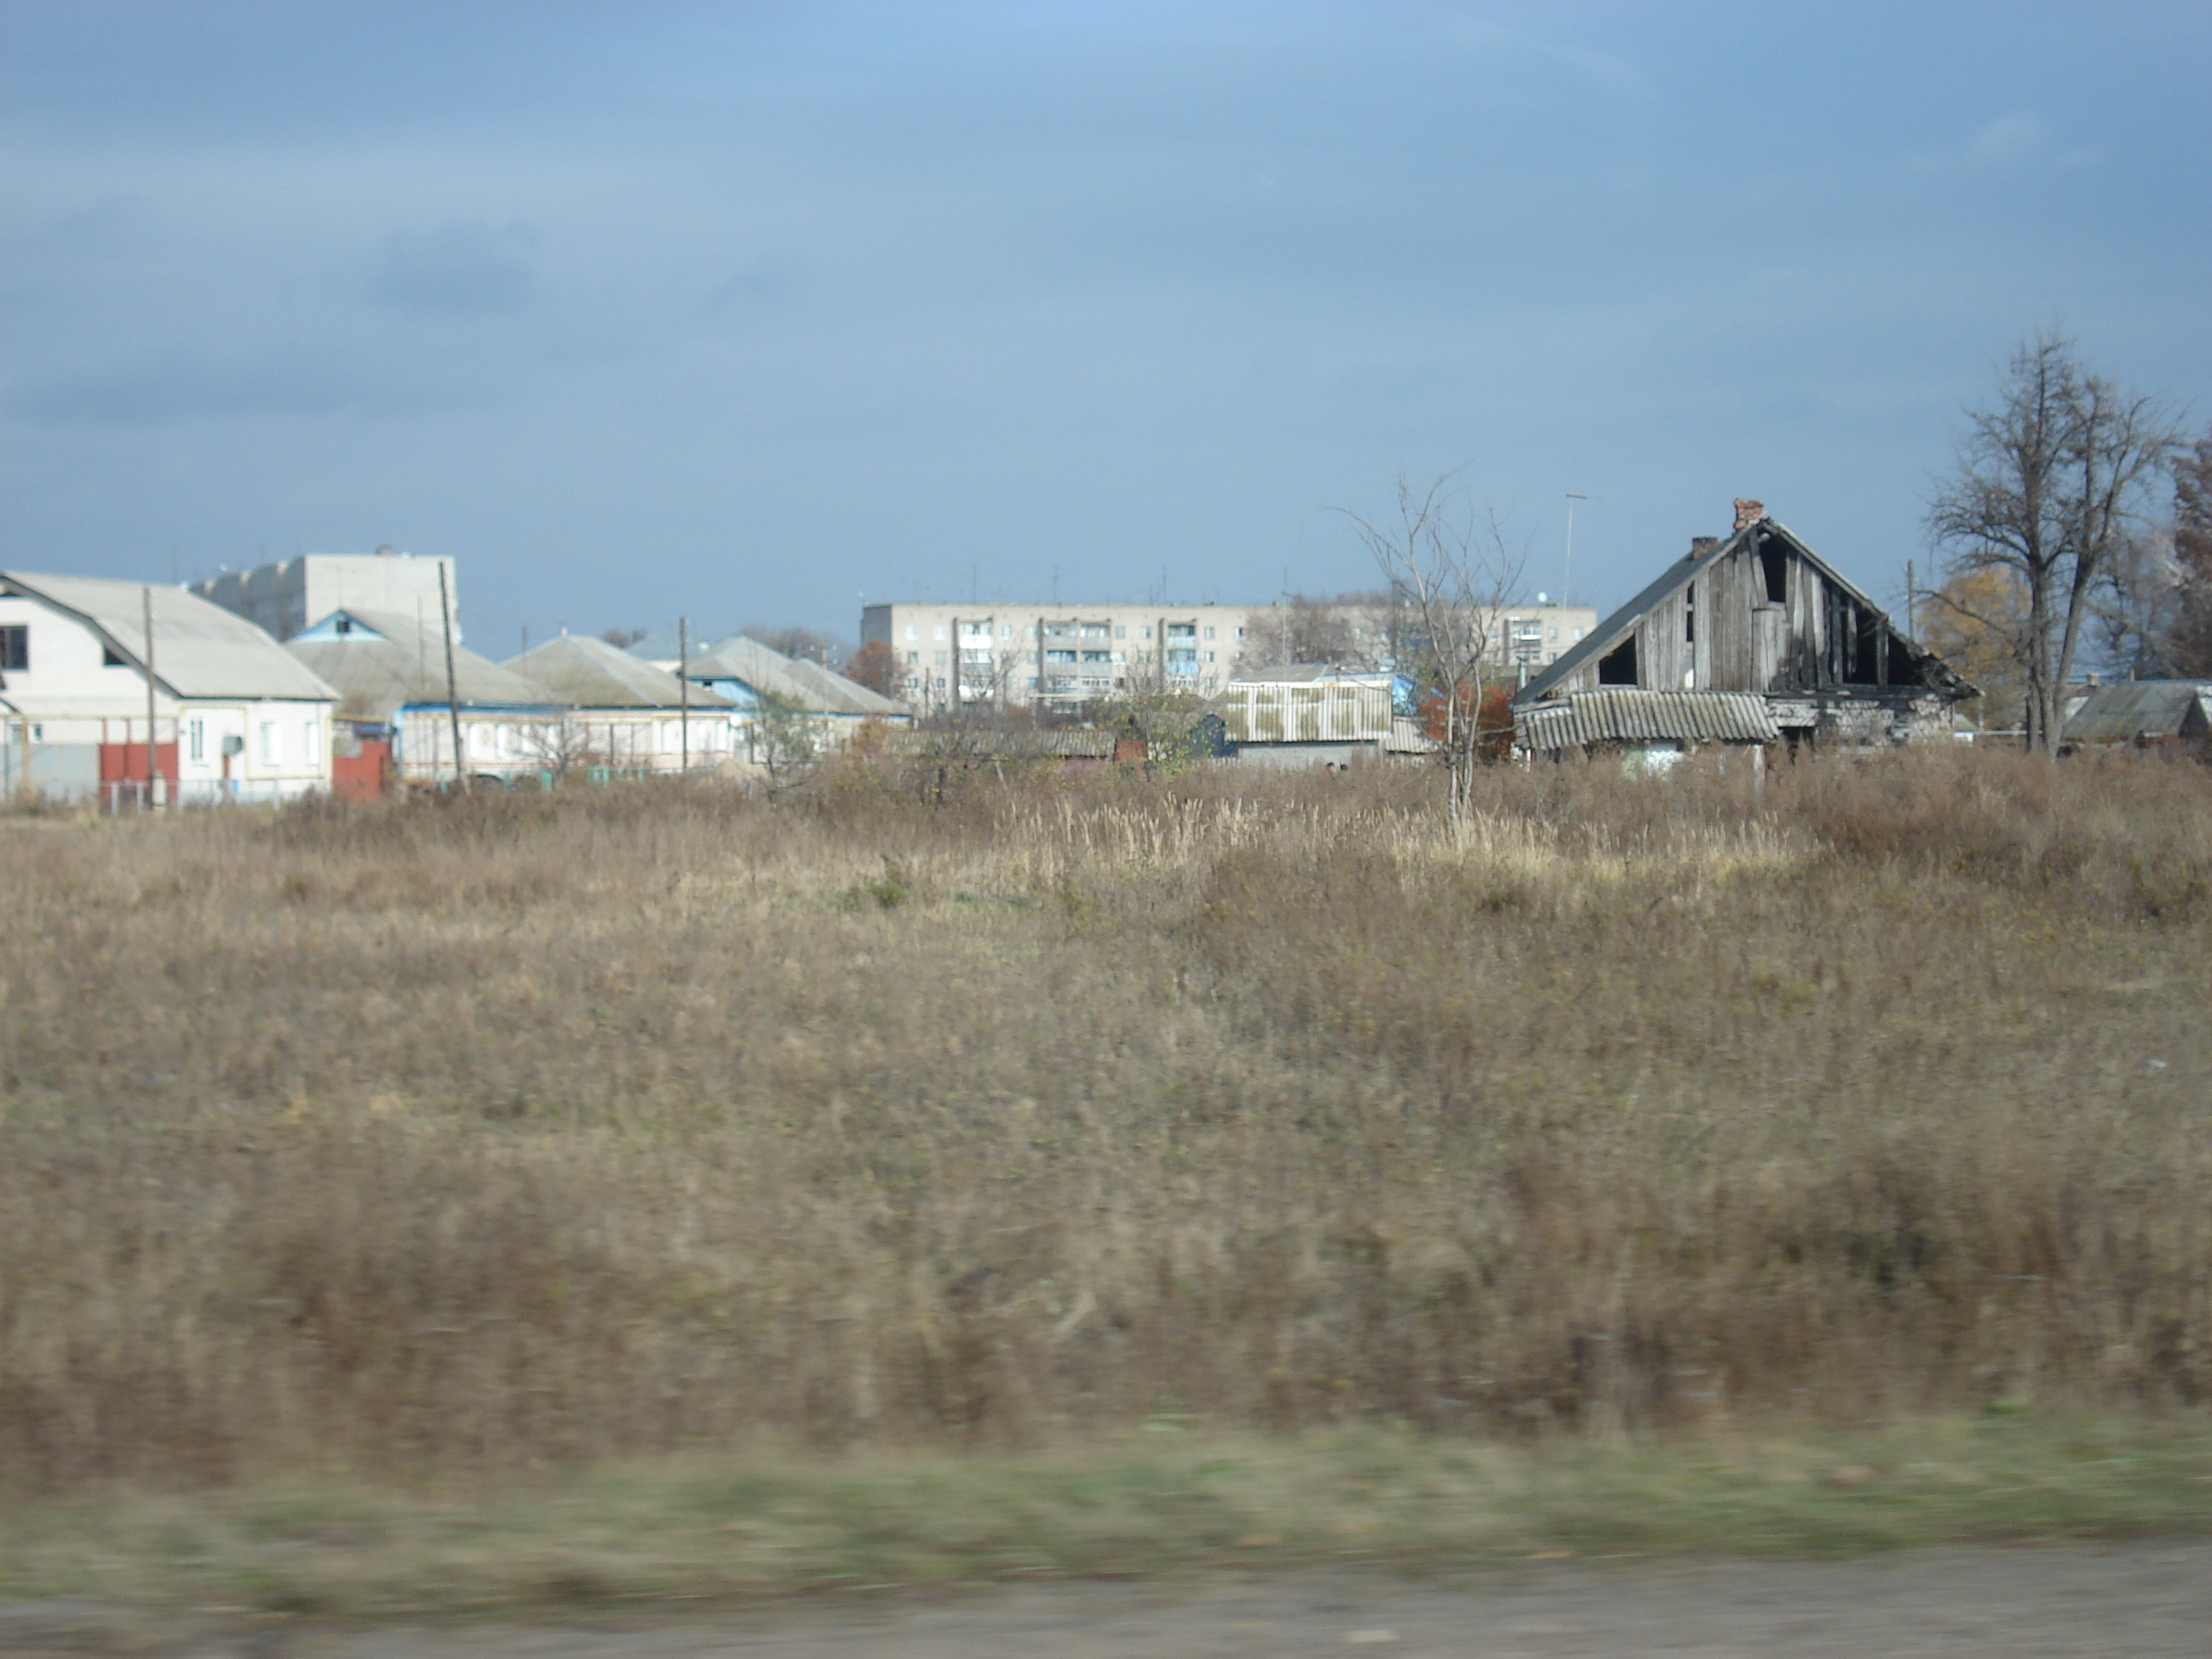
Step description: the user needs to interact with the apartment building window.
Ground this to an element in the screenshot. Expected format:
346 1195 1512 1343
0 625 26 672
1001 624 1015 639
1204 626 1214 640
1572 627 1584 642
906 650 918 665
933 624 947 640
1046 649 1077 664
1549 627 1559 641
934 650 947 665
906 624 918 641
1141 625 1152 640
1115 626 1126 639
1206 651 1215 663
1081 650 1109 664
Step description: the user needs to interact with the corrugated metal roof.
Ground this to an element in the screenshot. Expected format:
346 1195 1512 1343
2 569 337 701
1229 663 1394 687
287 624 554 720
1217 681 1393 744
689 635 904 717
507 634 734 712
2063 680 2212 744
1517 690 1781 749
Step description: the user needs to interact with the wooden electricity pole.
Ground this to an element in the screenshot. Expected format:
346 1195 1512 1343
141 586 162 809
438 563 466 791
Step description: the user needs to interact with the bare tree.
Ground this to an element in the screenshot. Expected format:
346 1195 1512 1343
1330 474 1524 821
742 623 845 666
1240 595 1364 668
2169 424 2212 676
1927 328 2182 753
744 690 827 795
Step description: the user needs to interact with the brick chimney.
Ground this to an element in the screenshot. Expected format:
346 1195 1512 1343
1733 498 1767 533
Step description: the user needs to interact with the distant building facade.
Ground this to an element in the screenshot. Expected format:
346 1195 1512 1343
861 598 1597 711
192 548 460 643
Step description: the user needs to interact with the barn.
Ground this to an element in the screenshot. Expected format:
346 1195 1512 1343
1513 500 1972 750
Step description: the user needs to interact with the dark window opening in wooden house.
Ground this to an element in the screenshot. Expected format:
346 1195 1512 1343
1760 544 1788 605
1844 603 1880 685
1684 584 1696 644
1597 635 1638 685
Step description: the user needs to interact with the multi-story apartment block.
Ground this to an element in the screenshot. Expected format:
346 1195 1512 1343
192 548 459 643
861 597 1600 709
862 602 1265 709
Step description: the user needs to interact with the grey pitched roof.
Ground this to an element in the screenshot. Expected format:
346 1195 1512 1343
287 612 553 720
1513 517 1963 705
1517 690 1781 750
1228 662 1393 685
621 623 695 664
2062 680 2212 744
506 633 734 711
2 569 336 701
688 634 903 716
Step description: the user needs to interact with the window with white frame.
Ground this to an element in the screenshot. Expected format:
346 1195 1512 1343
189 716 206 764
258 720 281 767
303 717 321 768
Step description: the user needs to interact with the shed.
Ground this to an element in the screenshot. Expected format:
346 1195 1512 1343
1514 500 1971 747
2060 681 2212 749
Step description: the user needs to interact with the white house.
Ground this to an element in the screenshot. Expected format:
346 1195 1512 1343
285 607 563 787
506 633 739 772
0 570 337 806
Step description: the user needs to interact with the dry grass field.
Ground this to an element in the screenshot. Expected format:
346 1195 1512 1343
2 747 2208 1530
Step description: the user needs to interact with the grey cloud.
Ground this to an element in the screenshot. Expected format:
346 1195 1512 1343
9 346 473 426
369 219 537 314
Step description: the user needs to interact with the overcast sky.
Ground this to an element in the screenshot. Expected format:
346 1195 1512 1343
4 2 2207 654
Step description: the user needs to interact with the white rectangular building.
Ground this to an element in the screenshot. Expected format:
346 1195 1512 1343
861 597 1599 710
191 548 460 643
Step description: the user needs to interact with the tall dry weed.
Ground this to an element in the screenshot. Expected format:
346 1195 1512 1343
1 749 2208 1492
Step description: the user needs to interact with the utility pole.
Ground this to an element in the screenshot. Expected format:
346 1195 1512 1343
1564 493 1592 606
678 615 690 777
438 564 466 792
141 586 162 810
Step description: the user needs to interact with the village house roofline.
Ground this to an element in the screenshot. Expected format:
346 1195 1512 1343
1511 515 1970 707
286 607 554 719
2 569 337 703
505 632 736 712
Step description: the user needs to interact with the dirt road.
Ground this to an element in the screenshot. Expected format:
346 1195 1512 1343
7 1542 2207 1657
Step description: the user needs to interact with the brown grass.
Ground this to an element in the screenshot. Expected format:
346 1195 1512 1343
2 747 2209 1495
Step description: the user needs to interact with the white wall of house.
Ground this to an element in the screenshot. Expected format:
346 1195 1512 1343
386 706 740 780
0 591 331 804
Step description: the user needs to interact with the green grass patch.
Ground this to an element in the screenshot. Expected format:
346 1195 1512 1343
4 1416 2208 1620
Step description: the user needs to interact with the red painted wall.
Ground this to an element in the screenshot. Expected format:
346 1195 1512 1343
331 738 391 802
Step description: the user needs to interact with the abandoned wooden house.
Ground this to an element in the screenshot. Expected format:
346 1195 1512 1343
1513 500 1971 750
